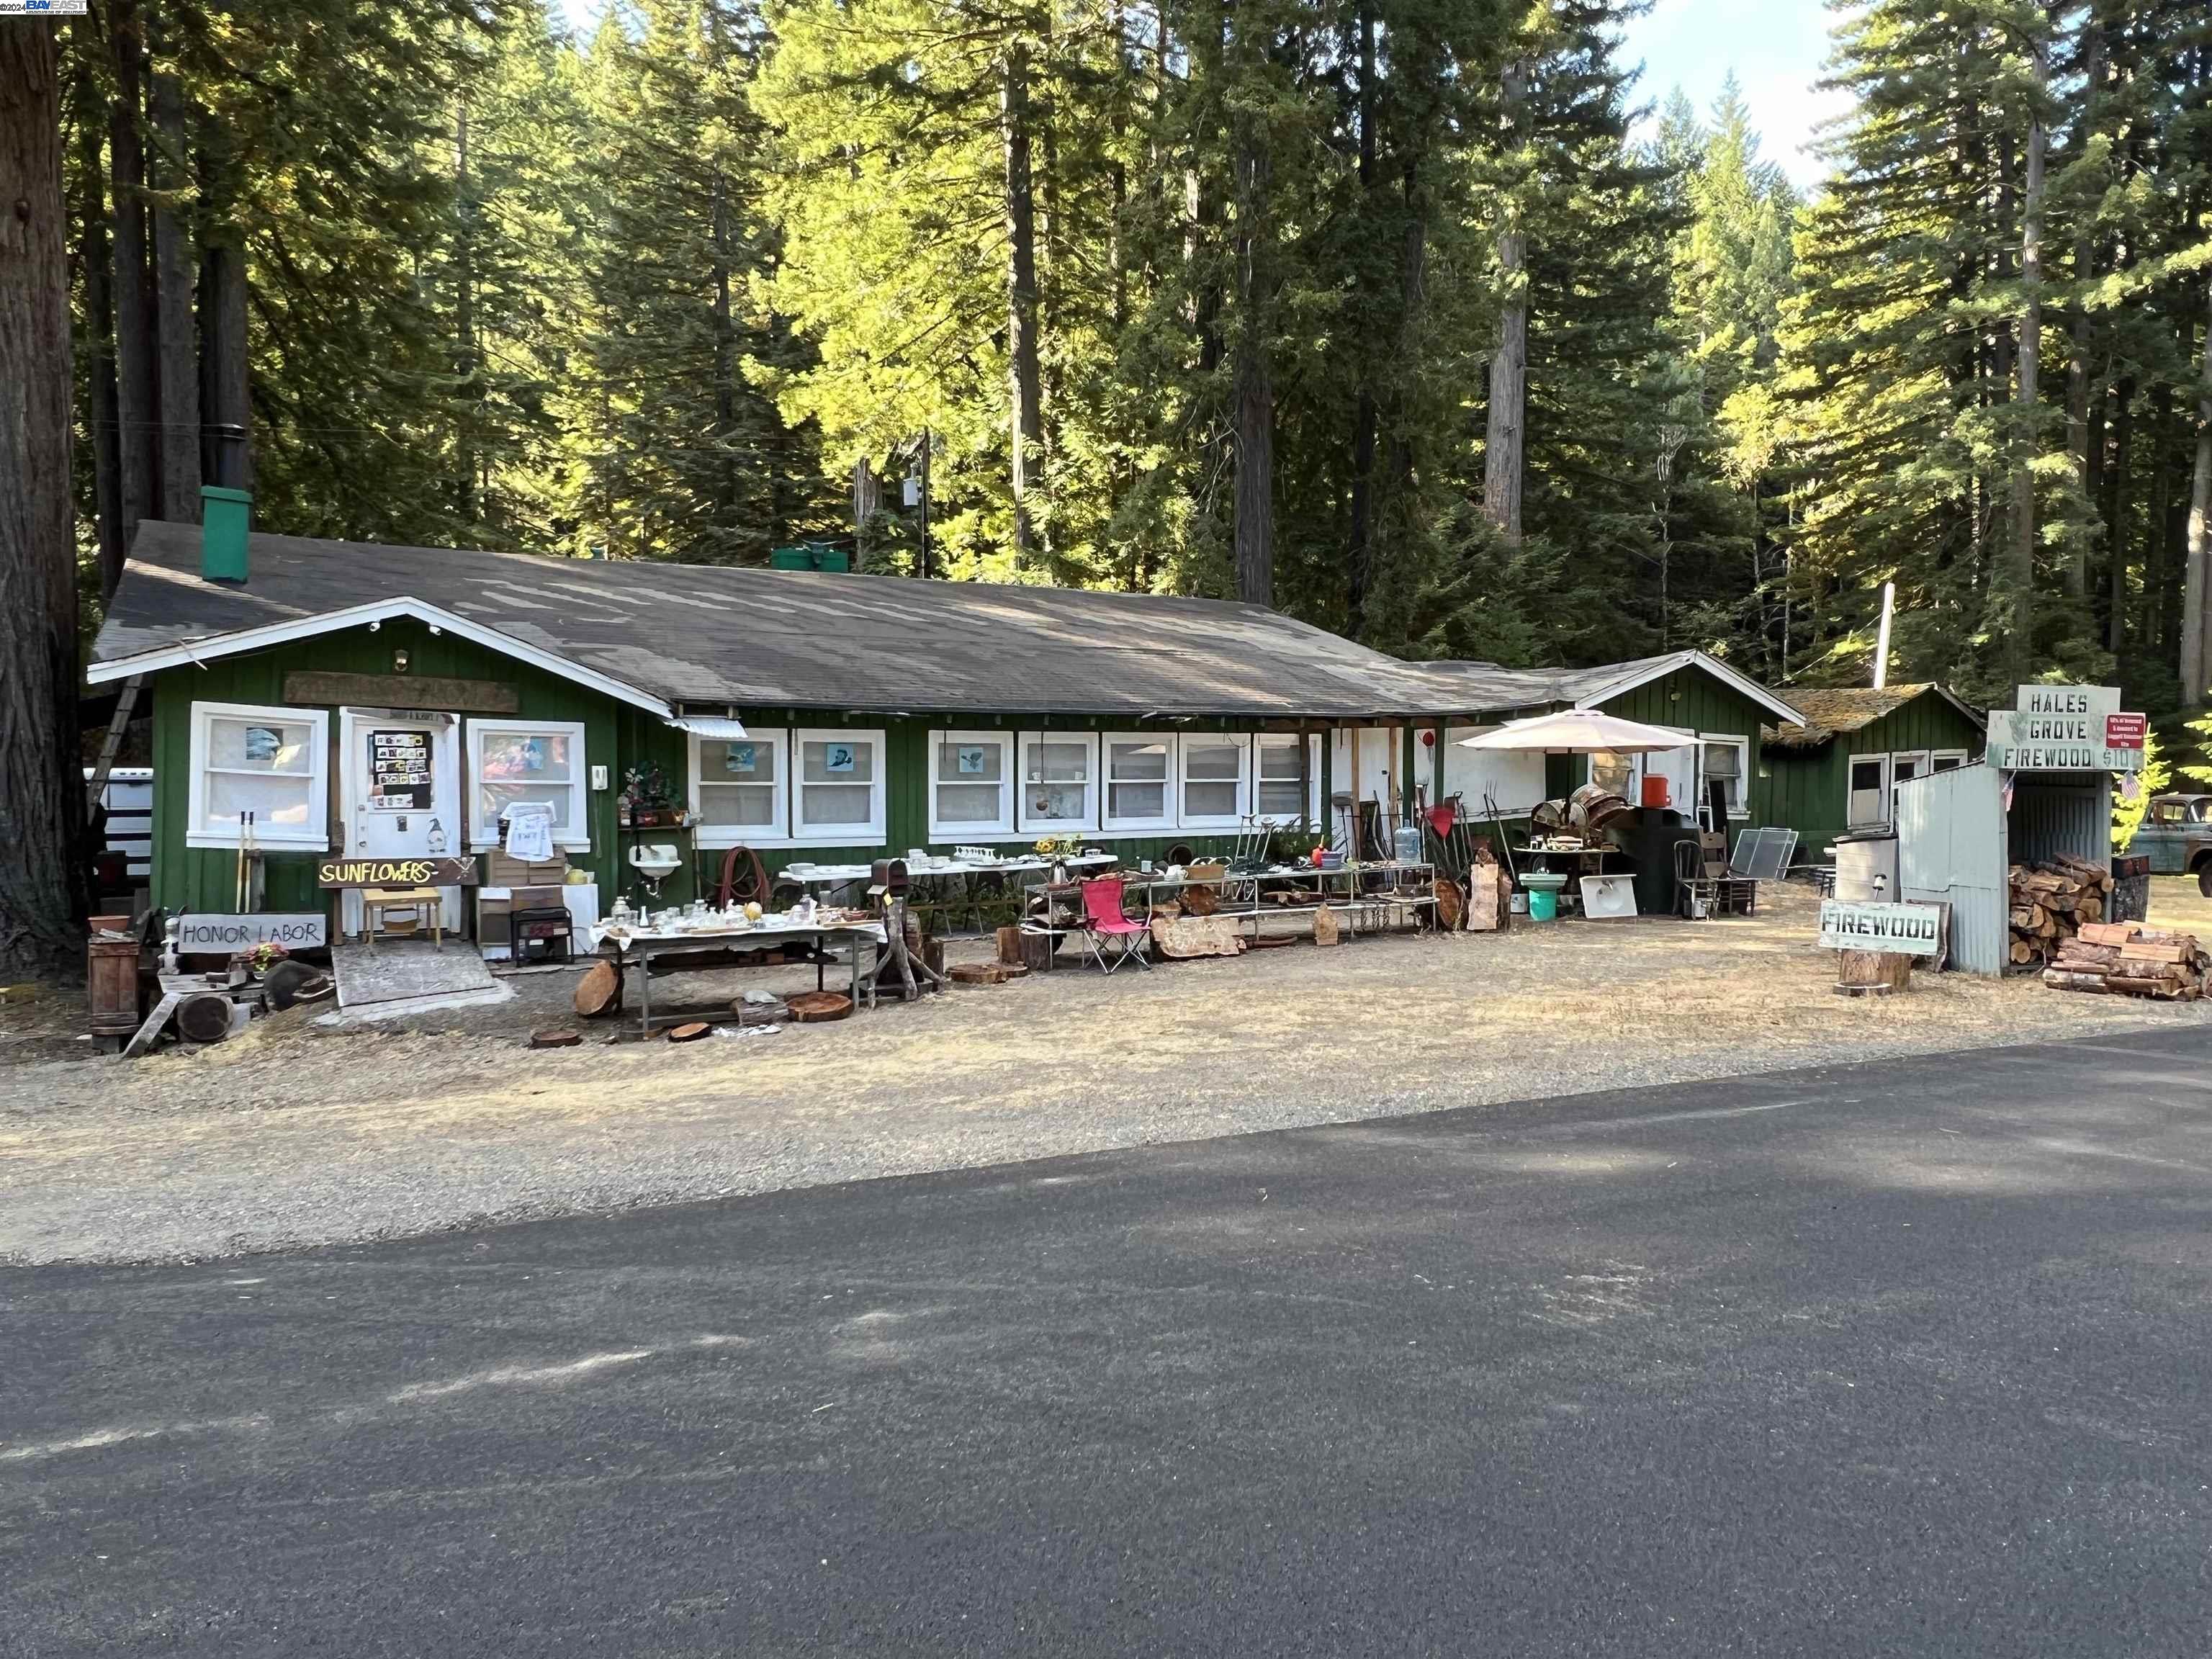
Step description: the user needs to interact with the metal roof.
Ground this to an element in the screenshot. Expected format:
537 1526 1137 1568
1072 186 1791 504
94 522 1460 721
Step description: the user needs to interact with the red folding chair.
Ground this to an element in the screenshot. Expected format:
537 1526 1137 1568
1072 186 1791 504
1079 876 1152 974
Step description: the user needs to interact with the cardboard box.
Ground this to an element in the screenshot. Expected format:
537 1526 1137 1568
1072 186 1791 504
485 850 568 889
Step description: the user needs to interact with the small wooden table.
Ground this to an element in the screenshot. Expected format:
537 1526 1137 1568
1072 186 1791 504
588 918 887 1037
362 886 444 952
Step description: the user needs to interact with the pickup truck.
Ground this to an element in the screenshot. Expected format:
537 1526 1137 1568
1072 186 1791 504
2132 793 2212 895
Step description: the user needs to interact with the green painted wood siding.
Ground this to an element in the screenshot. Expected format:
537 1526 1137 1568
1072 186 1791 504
1750 690 1984 858
150 619 625 913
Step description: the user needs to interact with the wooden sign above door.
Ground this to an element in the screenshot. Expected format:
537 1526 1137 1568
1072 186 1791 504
284 671 519 713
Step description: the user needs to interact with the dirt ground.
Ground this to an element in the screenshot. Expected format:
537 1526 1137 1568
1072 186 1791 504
6 878 2210 1264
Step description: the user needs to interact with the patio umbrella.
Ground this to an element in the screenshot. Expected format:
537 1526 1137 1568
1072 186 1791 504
1455 709 1691 754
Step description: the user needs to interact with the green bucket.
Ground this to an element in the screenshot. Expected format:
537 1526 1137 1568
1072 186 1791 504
1521 871 1568 922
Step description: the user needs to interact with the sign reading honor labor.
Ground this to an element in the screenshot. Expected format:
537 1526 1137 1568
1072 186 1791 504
175 914 328 952
1817 899 1944 958
1985 685 2146 773
316 856 480 889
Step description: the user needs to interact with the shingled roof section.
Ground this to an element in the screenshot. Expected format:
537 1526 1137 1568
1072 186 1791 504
93 522 1475 721
1759 684 1982 750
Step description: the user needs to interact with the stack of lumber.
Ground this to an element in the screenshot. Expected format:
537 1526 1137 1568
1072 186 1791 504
2008 856 2112 968
2042 920 2210 1000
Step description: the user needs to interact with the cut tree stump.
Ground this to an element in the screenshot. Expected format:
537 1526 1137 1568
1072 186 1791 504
665 1021 711 1043
786 991 854 1022
1834 949 1911 997
574 960 620 1018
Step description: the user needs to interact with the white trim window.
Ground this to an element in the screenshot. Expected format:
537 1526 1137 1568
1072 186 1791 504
186 701 331 850
793 727 887 845
1890 748 1931 789
691 727 790 848
1697 733 1751 819
1254 734 1321 824
467 719 590 850
1847 752 1892 828
1930 749 1969 773
929 730 1015 839
1102 733 1177 832
1017 732 1100 834
1179 734 1251 828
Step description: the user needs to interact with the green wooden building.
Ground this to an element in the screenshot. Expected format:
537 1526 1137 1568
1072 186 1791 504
1750 684 1985 860
88 518 1809 943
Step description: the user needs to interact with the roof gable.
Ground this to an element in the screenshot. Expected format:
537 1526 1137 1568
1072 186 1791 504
1761 684 1984 750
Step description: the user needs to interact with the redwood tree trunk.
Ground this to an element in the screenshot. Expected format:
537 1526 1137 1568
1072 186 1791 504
0 19 87 976
2006 41 2045 693
1482 58 1529 546
1002 42 1043 560
108 0 158 541
74 19 125 599
1344 4 1377 634
148 19 199 521
2184 289 2212 704
1231 112 1272 606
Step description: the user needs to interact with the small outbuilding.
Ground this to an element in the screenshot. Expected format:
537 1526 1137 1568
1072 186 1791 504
1753 684 1984 860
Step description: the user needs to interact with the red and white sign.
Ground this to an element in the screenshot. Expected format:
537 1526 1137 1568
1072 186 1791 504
2104 712 2147 750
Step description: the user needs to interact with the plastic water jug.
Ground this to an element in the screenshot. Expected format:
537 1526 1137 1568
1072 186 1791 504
1393 824 1424 864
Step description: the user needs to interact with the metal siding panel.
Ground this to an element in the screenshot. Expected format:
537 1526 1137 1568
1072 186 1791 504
2009 778 2110 874
1898 763 2007 975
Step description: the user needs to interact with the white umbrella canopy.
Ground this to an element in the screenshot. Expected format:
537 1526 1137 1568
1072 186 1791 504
1455 709 1692 755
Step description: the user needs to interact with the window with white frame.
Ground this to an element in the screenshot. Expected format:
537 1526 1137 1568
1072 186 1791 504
1588 750 1638 799
1698 734 1750 819
929 730 1015 837
1930 749 1968 773
793 728 886 843
691 728 788 845
186 701 330 849
1254 734 1320 823
468 719 589 849
1891 749 1930 789
1848 753 1891 827
1017 732 1098 833
1102 734 1176 832
1179 734 1251 827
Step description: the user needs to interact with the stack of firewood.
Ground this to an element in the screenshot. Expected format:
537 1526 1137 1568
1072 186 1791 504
2008 856 2112 969
2042 920 2210 1000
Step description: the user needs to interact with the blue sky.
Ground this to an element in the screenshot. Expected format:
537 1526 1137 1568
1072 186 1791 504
556 0 1842 191
1620 0 1845 190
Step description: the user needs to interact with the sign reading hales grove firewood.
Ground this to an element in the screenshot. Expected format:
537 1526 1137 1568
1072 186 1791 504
1818 899 1944 956
1984 685 2146 773
316 857 480 889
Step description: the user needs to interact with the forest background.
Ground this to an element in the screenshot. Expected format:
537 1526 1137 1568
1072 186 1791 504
48 0 2212 728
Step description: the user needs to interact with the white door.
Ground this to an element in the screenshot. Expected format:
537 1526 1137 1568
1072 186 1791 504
338 708 462 938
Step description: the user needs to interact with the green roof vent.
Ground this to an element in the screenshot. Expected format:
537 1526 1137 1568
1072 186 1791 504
769 542 848 574
200 486 252 583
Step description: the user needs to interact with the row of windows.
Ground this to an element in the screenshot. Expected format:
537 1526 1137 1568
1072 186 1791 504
186 701 594 852
688 728 1323 848
1848 748 1972 827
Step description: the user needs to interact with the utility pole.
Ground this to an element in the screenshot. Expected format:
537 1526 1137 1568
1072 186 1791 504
920 428 930 580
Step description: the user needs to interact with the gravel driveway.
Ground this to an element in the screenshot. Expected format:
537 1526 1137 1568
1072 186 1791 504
6 881 2208 1264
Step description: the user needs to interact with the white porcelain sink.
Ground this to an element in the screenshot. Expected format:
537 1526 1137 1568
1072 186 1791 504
627 843 682 879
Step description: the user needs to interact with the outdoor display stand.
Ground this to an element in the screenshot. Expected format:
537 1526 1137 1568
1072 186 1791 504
588 914 886 1037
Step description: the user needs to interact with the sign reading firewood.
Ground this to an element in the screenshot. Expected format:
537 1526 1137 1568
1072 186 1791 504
1820 899 1943 997
1817 900 1944 956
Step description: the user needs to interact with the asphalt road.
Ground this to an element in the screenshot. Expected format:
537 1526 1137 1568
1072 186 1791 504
6 1029 2212 1656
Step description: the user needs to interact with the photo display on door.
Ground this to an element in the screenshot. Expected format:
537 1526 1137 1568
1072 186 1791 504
369 729 433 811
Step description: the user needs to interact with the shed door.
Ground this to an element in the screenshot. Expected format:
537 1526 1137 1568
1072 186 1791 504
1897 761 2008 975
